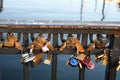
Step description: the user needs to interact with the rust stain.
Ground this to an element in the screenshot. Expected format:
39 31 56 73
0 25 120 30
114 30 120 37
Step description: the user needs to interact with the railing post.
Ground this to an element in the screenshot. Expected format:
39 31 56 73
0 68 1 80
79 34 88 80
0 0 3 12
52 33 58 80
105 34 120 80
23 33 30 80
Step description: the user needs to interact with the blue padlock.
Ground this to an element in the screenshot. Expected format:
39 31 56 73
69 57 78 67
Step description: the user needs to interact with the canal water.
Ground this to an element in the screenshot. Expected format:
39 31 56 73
0 0 120 80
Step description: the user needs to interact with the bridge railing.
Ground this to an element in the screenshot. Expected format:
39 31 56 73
0 21 120 80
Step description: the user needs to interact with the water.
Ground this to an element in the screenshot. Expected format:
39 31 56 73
0 0 120 80
0 0 120 21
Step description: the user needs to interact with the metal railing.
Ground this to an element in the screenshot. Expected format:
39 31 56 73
0 0 3 12
0 20 120 80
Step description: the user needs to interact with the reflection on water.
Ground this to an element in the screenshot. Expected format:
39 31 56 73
101 0 106 21
80 0 84 21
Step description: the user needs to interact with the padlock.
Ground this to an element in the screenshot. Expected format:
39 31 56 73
76 53 86 61
59 35 75 50
28 40 44 50
87 42 95 51
94 49 105 62
97 34 109 45
78 62 83 69
116 57 120 71
45 41 55 51
15 41 23 51
28 34 54 52
67 34 84 52
28 35 46 50
3 33 16 47
94 48 108 65
95 53 105 62
94 34 109 48
0 32 23 51
30 53 42 67
116 64 120 71
0 42 3 48
66 40 76 49
80 56 95 70
44 53 51 65
20 49 35 63
66 55 77 66
102 54 108 65
69 57 79 67
66 59 70 66
42 45 49 52
3 33 15 47
59 34 84 53
59 40 67 51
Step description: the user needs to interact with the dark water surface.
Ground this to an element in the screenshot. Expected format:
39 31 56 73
0 0 120 80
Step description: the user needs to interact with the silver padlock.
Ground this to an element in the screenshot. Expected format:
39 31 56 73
20 49 35 63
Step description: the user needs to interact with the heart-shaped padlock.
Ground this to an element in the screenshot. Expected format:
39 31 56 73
80 56 95 70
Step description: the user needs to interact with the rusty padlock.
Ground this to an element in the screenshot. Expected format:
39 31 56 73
59 34 84 53
0 32 23 51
